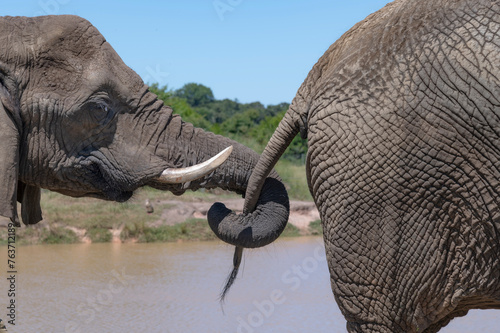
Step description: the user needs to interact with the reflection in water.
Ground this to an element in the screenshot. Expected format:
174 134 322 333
0 237 498 332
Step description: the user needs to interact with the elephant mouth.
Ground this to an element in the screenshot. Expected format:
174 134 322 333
89 190 134 202
53 187 133 202
85 161 136 202
77 146 233 202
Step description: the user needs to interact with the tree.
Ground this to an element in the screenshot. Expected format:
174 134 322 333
149 83 211 129
149 83 172 101
149 82 306 163
174 83 215 107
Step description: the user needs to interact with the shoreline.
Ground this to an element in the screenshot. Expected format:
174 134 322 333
0 199 321 245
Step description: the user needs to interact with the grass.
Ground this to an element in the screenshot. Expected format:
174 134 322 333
0 225 79 246
124 218 308 243
40 190 156 230
119 218 218 243
41 227 80 244
86 227 112 243
0 209 320 245
280 223 301 237
141 218 218 243
308 220 323 236
275 160 312 201
0 163 316 245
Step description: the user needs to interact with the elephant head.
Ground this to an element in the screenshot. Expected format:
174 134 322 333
0 15 289 258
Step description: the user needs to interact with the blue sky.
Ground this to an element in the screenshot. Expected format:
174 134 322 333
3 0 391 105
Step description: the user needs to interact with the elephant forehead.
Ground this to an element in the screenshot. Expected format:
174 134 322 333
36 16 104 54
22 16 141 97
83 41 144 97
23 17 103 93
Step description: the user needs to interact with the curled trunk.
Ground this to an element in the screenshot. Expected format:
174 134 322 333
213 106 300 244
204 107 300 298
146 112 290 249
207 175 289 248
147 111 292 299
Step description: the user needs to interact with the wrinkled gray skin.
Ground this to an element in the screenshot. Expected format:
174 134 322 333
0 16 289 253
240 0 500 332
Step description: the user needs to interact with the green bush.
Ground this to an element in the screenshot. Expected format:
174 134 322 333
41 227 79 244
121 221 146 241
150 83 308 166
308 220 323 236
86 227 112 243
142 219 217 243
280 223 301 237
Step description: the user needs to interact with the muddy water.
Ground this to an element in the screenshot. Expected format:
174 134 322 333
0 237 498 332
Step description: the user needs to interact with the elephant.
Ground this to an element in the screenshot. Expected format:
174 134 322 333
0 16 289 257
216 0 500 332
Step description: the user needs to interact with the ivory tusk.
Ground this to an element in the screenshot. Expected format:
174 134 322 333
156 146 233 184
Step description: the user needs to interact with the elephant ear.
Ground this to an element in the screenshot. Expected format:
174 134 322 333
0 83 43 226
0 84 21 226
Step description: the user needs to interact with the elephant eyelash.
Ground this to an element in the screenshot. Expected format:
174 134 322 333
97 103 109 114
89 102 114 125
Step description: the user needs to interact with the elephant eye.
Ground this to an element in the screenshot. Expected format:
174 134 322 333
90 102 113 125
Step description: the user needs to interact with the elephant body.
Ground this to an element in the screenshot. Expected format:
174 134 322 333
241 0 500 331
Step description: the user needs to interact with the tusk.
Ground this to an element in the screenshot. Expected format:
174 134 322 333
156 146 233 184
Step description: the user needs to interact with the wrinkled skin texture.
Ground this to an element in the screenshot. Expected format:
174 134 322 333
242 0 500 331
0 16 288 250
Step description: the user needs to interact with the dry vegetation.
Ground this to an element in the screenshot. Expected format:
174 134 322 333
0 164 319 245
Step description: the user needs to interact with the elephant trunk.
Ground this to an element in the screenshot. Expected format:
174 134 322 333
187 130 290 249
175 121 292 249
143 93 295 299
207 173 289 248
240 105 301 217
205 104 303 249
147 108 290 248
206 106 300 299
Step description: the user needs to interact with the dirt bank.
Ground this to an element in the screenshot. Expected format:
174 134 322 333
0 199 320 243
149 198 319 229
